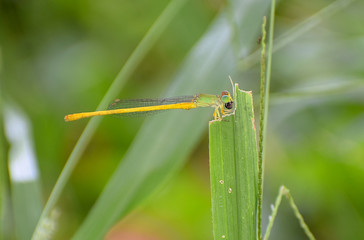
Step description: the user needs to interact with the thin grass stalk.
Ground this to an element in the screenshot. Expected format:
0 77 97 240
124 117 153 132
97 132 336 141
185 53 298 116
264 186 316 240
258 0 275 238
257 15 267 240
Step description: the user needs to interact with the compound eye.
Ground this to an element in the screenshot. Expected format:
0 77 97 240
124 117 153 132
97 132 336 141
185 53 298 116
221 91 229 96
221 95 230 103
225 101 233 110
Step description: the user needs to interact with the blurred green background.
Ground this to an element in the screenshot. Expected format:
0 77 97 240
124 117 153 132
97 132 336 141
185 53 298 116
1 0 364 239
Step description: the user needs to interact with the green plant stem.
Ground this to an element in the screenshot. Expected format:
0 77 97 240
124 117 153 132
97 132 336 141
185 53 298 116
31 0 187 238
264 186 316 240
257 15 267 240
263 186 283 240
258 0 275 238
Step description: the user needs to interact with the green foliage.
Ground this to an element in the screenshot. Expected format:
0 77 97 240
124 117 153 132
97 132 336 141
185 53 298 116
0 0 363 239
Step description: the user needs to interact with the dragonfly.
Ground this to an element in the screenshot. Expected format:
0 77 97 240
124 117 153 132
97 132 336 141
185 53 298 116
64 91 234 122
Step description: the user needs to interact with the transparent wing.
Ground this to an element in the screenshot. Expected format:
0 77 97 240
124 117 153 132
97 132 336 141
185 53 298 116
107 96 196 118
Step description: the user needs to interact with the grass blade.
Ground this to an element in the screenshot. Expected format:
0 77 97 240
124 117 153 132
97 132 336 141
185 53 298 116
209 85 258 240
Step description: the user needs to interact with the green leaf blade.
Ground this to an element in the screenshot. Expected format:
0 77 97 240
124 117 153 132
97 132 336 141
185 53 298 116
209 115 238 240
209 86 258 240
